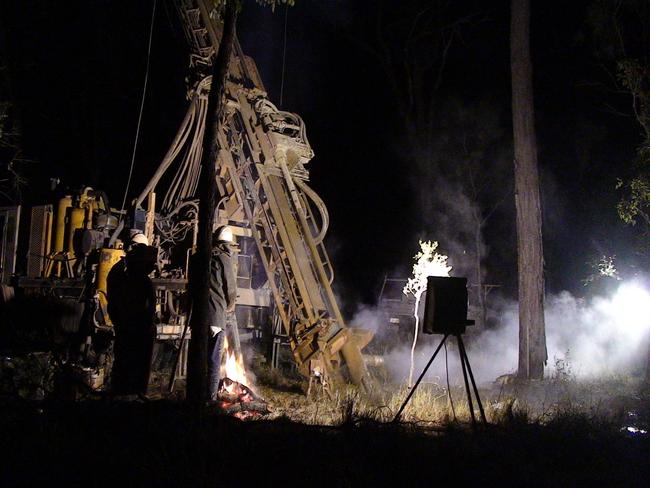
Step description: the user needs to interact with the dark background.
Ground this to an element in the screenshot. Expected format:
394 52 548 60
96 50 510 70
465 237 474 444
1 0 644 311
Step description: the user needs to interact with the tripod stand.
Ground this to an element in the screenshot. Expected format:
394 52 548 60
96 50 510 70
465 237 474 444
393 333 487 427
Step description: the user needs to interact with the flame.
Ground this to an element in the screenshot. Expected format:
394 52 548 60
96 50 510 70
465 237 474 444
221 336 248 387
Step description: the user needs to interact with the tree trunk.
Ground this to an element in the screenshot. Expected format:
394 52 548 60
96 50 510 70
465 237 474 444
473 210 485 329
510 0 547 380
408 293 421 387
186 1 238 405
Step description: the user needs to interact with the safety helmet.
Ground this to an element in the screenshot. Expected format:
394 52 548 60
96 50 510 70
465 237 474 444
131 233 149 246
214 225 234 244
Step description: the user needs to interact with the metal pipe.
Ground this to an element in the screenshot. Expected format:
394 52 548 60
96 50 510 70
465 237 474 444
136 100 197 207
278 149 344 327
108 219 124 248
294 178 329 244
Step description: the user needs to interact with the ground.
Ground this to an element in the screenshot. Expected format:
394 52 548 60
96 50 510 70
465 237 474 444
1 366 649 487
1 395 648 487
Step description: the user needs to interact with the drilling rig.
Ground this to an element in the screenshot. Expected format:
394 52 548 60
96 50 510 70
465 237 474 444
1 0 372 389
139 0 372 385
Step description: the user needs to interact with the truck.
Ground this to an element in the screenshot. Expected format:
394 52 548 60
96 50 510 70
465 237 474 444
374 277 417 353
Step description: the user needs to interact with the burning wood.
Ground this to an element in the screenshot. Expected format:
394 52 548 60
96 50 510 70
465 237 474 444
217 377 270 419
216 337 269 419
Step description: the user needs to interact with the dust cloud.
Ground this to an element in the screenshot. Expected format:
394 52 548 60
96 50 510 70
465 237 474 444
356 280 650 385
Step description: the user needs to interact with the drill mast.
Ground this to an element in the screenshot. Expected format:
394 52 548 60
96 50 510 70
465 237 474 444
145 0 371 384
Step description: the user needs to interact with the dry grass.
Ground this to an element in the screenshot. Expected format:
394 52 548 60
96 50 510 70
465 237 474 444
257 379 502 426
1 367 648 486
250 363 650 432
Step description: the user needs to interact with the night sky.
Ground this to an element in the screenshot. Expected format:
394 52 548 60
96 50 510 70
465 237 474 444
1 0 646 311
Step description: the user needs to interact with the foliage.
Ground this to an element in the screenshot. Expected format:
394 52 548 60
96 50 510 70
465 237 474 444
583 255 621 287
596 255 618 278
0 352 56 400
618 59 650 140
403 240 451 300
616 64 650 234
615 60 650 246
617 176 650 227
587 2 650 250
403 240 450 385
552 350 575 382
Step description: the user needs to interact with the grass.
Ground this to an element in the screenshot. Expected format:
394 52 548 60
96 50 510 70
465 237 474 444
1 392 648 487
253 365 650 432
2 360 649 486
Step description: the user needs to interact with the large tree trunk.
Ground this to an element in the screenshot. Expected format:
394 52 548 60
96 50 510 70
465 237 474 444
510 0 547 380
186 1 238 405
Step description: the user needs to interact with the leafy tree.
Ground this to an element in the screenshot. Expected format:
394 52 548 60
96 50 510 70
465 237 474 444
616 59 650 249
403 240 451 386
581 0 650 242
585 0 650 381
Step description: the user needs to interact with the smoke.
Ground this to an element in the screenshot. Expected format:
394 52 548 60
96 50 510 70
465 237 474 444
421 177 487 282
542 283 650 377
349 304 385 335
407 99 513 287
356 280 650 385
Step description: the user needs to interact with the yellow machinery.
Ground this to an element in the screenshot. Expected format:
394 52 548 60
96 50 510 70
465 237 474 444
20 187 122 328
9 1 372 389
9 186 124 390
53 195 72 253
44 188 115 279
96 248 126 326
133 0 373 386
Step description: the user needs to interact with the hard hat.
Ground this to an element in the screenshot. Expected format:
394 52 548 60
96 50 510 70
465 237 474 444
131 233 149 246
214 225 234 243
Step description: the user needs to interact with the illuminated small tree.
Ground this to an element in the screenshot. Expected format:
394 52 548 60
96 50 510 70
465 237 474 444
403 240 452 386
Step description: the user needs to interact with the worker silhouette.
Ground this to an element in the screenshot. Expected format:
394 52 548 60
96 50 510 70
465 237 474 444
107 233 157 397
190 225 237 400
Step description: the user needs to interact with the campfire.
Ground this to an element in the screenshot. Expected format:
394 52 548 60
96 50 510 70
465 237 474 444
216 337 269 419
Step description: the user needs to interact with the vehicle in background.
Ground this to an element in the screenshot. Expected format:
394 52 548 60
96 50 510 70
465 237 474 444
373 277 416 353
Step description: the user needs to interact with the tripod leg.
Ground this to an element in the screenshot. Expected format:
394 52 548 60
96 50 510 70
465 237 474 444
393 334 448 422
458 335 487 424
456 335 477 428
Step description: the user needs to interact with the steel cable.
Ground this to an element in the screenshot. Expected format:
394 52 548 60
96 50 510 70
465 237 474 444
119 0 158 220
